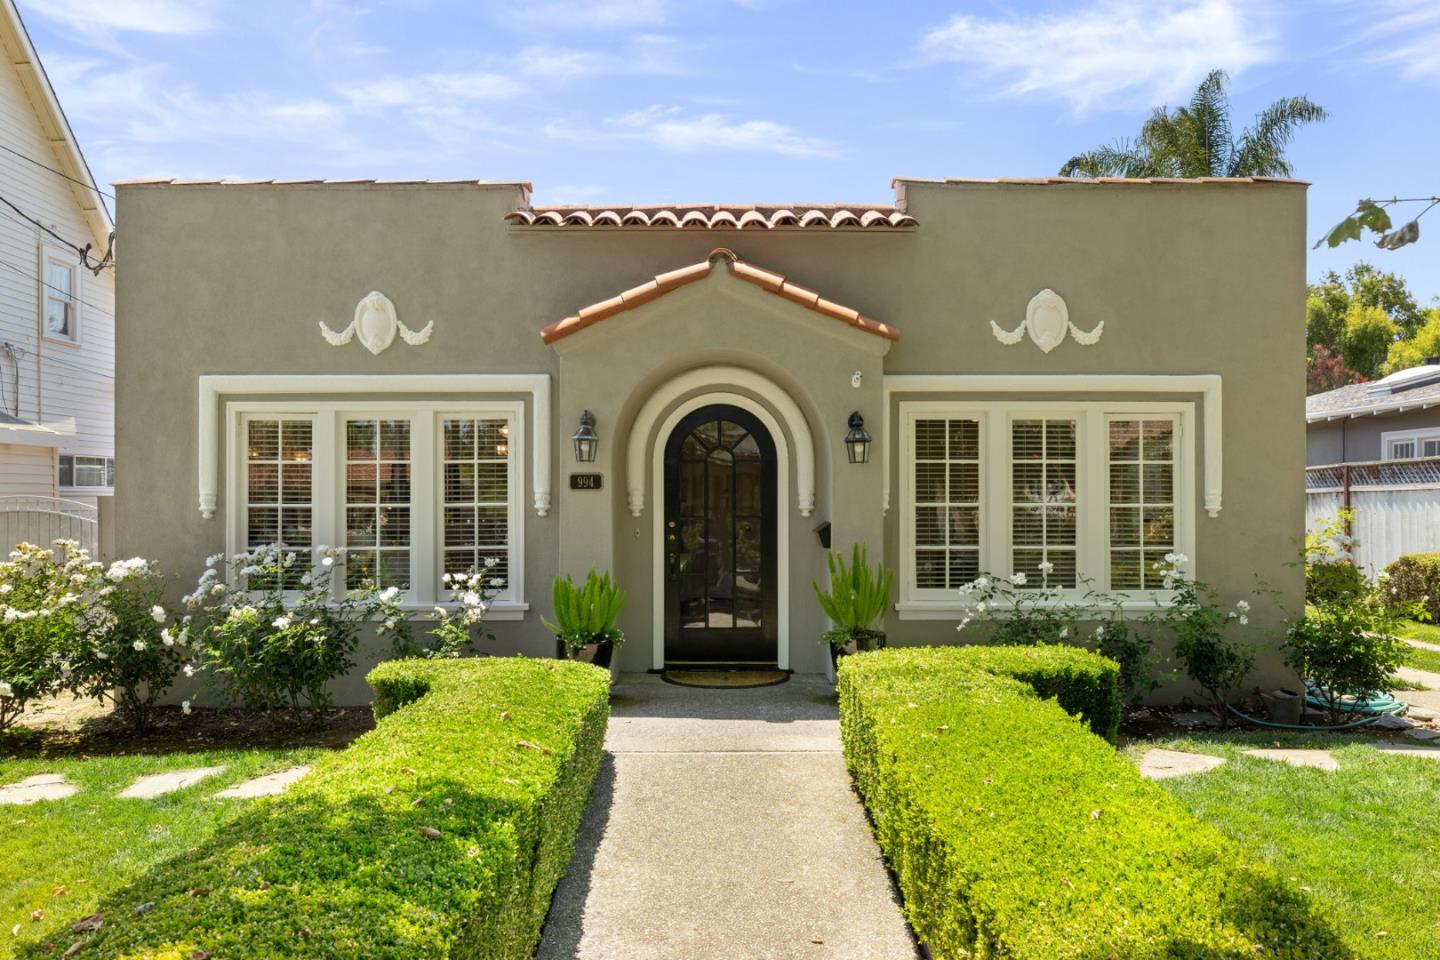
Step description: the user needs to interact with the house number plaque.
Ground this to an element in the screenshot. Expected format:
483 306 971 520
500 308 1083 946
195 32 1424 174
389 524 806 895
569 473 603 490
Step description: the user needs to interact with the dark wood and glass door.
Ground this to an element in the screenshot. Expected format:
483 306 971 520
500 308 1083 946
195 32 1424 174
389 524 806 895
663 405 778 665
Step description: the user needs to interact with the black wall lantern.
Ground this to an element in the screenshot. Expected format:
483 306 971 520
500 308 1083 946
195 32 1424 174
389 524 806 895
572 410 599 463
845 411 871 464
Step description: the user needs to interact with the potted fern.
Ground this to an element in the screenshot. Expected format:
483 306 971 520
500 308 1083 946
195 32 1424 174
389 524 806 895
543 568 626 668
813 544 894 672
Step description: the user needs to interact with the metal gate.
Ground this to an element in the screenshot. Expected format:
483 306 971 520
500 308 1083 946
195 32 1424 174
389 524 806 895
0 496 99 557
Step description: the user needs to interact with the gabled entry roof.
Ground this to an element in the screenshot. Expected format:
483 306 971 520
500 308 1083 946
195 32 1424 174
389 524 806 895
539 248 900 345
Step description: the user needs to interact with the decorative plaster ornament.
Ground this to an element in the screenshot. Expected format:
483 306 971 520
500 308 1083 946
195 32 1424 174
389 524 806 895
990 289 1104 353
320 291 433 355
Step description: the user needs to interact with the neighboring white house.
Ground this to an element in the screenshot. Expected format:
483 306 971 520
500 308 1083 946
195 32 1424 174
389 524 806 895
0 0 114 514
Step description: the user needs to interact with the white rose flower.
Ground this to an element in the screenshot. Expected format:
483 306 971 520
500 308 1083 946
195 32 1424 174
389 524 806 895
976 601 987 613
132 640 146 652
184 664 196 677
161 628 175 647
1010 572 1027 586
181 700 192 715
0 681 12 698
380 586 400 603
150 605 166 623
1239 615 1249 626
273 614 293 629
321 556 335 568
1038 560 1055 575
1235 600 1251 612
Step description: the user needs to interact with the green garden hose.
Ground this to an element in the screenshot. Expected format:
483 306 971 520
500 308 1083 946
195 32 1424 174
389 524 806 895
1223 680 1409 731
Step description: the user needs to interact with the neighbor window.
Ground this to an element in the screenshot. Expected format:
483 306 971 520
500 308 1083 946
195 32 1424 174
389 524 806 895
42 254 78 342
899 402 1194 615
59 455 114 489
1382 429 1440 461
227 402 524 613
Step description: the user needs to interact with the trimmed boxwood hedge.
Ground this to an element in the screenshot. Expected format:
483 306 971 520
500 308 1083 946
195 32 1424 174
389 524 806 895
838 646 1350 960
24 657 611 960
1384 551 1440 622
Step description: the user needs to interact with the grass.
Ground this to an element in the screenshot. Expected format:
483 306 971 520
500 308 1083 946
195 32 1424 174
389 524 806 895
1395 619 1440 675
0 748 324 958
1123 731 1440 959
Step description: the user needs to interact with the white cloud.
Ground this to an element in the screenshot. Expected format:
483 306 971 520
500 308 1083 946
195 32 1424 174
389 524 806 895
919 0 1274 112
339 72 525 110
1357 1 1440 81
517 35 689 80
18 0 220 36
551 105 838 158
500 0 671 31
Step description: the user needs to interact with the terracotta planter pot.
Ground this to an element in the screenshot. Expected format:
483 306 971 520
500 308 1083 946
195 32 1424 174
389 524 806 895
557 637 616 669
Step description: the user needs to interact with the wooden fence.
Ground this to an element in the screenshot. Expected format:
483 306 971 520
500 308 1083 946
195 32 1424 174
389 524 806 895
1306 456 1440 576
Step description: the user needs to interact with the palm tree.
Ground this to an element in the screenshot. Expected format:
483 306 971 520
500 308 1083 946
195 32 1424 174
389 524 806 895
1060 70 1326 179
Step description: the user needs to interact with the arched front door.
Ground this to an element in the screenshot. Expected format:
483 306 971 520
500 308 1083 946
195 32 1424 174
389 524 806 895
663 404 778 665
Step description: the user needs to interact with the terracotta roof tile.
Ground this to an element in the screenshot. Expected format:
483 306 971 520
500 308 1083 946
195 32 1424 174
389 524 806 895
540 248 899 345
506 203 918 230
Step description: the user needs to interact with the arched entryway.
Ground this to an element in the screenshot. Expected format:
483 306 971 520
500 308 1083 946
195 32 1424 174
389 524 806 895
662 404 778 665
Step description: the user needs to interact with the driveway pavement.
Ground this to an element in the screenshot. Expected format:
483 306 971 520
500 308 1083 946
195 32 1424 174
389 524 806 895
538 674 918 960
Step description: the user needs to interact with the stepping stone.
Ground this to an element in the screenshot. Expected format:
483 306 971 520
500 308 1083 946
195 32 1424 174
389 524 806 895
0 773 77 805
214 765 311 799
1374 743 1440 760
119 766 226 799
1242 748 1338 771
1138 749 1226 780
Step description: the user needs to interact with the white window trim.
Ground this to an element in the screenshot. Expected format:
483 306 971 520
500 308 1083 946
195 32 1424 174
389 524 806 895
38 242 82 346
196 374 551 519
59 454 114 493
881 374 1222 517
225 400 528 619
1381 426 1440 460
896 400 1195 620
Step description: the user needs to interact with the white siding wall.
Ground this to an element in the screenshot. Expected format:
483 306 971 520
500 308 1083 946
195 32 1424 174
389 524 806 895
0 49 114 487
0 440 53 495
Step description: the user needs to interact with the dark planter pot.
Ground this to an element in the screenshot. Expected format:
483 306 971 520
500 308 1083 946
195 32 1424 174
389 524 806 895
828 630 886 674
557 636 615 669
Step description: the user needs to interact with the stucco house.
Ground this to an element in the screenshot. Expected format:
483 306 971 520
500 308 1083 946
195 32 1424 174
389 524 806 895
113 175 1305 699
0 0 115 512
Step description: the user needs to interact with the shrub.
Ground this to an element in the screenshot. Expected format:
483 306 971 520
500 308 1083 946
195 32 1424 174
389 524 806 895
0 542 73 731
1285 598 1407 723
24 657 612 960
813 544 893 651
1383 552 1440 622
406 561 507 659
837 646 1349 960
542 568 626 654
62 555 188 732
184 544 409 712
1306 558 1367 605
1143 555 1255 715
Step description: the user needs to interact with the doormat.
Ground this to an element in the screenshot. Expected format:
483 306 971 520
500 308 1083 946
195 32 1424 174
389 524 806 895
662 670 789 689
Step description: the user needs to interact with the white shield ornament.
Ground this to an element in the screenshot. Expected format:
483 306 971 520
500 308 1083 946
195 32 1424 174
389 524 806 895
320 292 433 355
990 289 1103 352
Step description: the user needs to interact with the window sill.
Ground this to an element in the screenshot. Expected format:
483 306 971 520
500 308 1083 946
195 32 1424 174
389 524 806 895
400 601 529 622
895 597 1173 621
60 486 112 496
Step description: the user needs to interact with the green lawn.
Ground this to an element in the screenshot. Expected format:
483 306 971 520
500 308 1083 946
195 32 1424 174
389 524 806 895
1124 732 1440 959
1396 620 1440 675
0 748 323 957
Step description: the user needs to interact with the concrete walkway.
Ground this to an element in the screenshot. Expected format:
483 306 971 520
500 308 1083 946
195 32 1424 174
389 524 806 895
538 674 918 960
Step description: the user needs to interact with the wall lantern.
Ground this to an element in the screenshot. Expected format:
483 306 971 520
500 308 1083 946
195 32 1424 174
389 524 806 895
845 411 871 464
572 410 599 463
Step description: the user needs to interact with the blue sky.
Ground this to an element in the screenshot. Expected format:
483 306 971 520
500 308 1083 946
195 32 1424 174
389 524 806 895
15 0 1440 301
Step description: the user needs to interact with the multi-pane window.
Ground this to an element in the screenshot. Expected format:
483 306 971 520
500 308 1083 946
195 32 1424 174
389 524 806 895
1108 419 1176 590
42 256 76 341
245 419 312 589
1011 418 1077 588
344 419 411 590
441 417 511 593
913 418 981 589
59 455 114 488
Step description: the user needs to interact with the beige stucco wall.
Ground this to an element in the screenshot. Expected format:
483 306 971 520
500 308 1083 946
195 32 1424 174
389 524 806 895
115 177 1307 703
1307 407 1440 465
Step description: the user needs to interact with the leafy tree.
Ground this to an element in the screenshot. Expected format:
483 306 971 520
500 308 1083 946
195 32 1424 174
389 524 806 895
1060 70 1326 178
1341 303 1398 381
1385 308 1440 373
1306 344 1364 394
1316 195 1438 252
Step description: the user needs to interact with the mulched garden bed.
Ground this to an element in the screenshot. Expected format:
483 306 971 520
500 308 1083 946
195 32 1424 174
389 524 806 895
1 704 374 759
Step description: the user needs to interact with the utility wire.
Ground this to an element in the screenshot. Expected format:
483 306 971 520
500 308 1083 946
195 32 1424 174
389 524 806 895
0 256 115 320
0 193 113 273
0 142 115 201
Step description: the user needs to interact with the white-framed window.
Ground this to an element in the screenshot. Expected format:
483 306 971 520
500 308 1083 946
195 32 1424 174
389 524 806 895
59 454 114 490
39 247 79 344
225 401 526 617
898 401 1195 618
1382 427 1440 461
